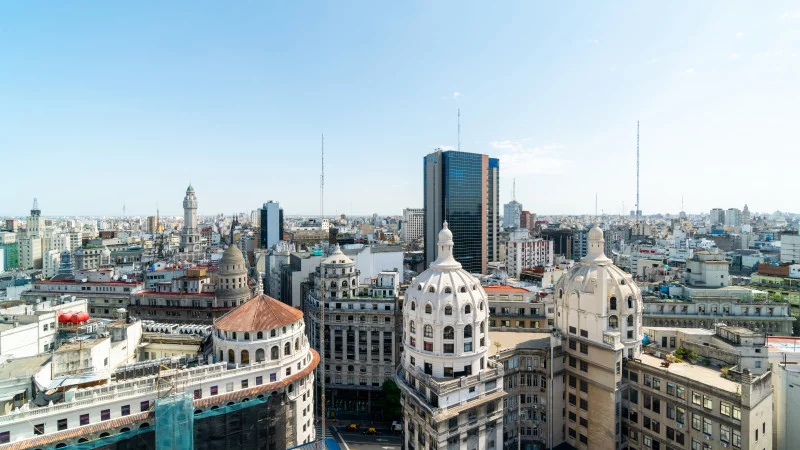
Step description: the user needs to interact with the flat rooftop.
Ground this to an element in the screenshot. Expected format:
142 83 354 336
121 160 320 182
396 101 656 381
643 327 715 336
484 285 532 294
55 337 108 353
491 331 551 352
636 353 740 393
0 355 51 378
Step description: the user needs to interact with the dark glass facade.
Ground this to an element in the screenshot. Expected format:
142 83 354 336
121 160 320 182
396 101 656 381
424 150 499 274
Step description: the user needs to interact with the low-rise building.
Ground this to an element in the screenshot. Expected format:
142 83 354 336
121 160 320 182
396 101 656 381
485 285 553 332
686 250 730 287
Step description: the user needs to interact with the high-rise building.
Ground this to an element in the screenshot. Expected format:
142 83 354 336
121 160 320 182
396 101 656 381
503 200 522 229
396 222 505 449
401 207 424 242
146 215 157 234
0 232 19 270
259 201 283 250
423 149 499 274
179 184 202 258
520 210 535 233
742 204 751 224
710 208 726 226
726 208 742 227
506 237 554 278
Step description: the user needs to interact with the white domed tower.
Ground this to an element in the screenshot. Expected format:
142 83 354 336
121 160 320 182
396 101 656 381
180 184 202 258
215 245 253 312
396 222 504 450
553 223 643 449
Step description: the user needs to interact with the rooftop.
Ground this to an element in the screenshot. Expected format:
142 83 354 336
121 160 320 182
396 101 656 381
636 353 740 393
55 338 108 353
483 285 532 294
491 331 551 352
0 355 51 379
215 294 303 332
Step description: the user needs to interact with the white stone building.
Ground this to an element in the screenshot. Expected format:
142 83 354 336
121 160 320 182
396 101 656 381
505 237 554 278
179 184 202 259
396 222 505 450
402 208 424 243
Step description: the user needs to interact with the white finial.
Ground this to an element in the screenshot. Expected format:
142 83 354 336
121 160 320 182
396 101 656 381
433 222 460 270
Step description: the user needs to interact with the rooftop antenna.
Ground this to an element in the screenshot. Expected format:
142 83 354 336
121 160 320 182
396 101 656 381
636 120 640 221
595 193 598 219
318 132 327 448
123 202 126 219
457 108 461 152
513 178 516 202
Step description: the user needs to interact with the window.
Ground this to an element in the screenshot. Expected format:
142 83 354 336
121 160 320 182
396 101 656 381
732 429 741 447
443 326 454 339
569 411 576 422
676 407 686 425
702 417 713 435
676 385 685 400
580 361 588 372
720 425 730 443
692 414 701 431
666 382 675 396
580 342 588 354
732 405 741 420
703 395 712 410
410 301 416 310
409 321 416 333
569 375 576 388
256 376 263 385
210 386 218 395
579 398 588 411
58 419 68 431
424 325 433 338
692 391 701 406
101 409 111 421
424 341 433 351
608 315 618 328
444 305 453 315
643 435 652 447
569 340 576 350
465 304 471 314
34 424 45 435
141 401 150 412
425 303 432 314
444 343 454 353
568 393 576 405
80 414 90 426
720 402 731 417
464 325 473 338
464 341 472 352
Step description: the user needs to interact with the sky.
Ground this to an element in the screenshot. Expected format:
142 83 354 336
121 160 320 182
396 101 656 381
1 1 799 217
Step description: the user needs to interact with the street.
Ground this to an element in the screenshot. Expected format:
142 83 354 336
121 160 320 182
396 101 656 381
329 426 402 450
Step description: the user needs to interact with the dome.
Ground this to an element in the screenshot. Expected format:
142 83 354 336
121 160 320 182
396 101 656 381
588 223 603 241
322 244 353 266
219 245 246 272
215 294 303 332
187 183 194 193
402 222 490 378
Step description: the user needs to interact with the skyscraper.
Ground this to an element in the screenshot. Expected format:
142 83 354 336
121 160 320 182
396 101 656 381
259 201 283 250
424 149 499 274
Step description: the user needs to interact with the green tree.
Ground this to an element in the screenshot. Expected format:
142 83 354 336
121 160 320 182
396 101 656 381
381 379 402 420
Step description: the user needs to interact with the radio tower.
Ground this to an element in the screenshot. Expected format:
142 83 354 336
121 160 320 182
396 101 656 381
318 133 327 447
636 120 640 221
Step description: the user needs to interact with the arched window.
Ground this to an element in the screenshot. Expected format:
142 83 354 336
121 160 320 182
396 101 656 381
428 286 435 293
342 280 348 287
410 302 416 311
464 325 473 339
424 325 433 338
257 331 263 339
228 349 235 363
610 296 617 310
481 321 485 333
627 296 634 309
444 287 452 294
460 286 467 293
417 284 422 291
444 305 453 315
479 302 485 311
627 315 634 327
241 349 250 365
295 338 300 351
443 326 454 340
559 289 563 299
464 304 472 314
608 315 619 329
284 342 291 356
472 284 477 290
409 321 416 333
244 332 250 340
256 348 265 362
425 304 432 314
271 346 279 360
330 281 336 288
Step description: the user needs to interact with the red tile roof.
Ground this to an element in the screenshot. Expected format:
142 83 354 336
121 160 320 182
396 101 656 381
214 294 303 332
483 285 532 294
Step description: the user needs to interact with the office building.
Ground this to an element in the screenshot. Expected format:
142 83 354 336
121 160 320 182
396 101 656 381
304 245 401 415
402 207 424 242
259 201 284 250
504 200 522 229
710 208 726 226
780 234 800 264
396 222 505 449
146 216 157 234
726 208 742 227
506 238 554 278
424 149 499 274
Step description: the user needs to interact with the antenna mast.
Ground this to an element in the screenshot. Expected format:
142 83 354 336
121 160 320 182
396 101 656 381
318 133 327 447
457 108 461 152
513 178 516 202
636 120 640 221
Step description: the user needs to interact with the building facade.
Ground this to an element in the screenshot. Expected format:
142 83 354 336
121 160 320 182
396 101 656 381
486 285 553 332
179 184 202 259
504 200 522 230
259 201 284 250
424 150 500 274
402 208 424 243
304 245 401 415
396 222 505 450
506 238 554 278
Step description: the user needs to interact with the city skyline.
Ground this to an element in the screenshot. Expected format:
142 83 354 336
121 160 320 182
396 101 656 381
2 2 799 216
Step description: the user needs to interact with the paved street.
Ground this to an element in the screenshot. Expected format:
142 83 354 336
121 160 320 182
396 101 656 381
327 425 402 450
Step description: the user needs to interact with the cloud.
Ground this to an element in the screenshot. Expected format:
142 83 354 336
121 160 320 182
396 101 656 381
781 11 800 19
489 140 569 175
452 92 462 99
736 32 744 38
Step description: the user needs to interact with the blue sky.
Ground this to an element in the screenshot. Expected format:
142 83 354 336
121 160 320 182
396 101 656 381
1 1 798 217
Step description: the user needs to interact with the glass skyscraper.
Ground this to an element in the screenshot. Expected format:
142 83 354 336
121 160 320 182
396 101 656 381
424 150 499 274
